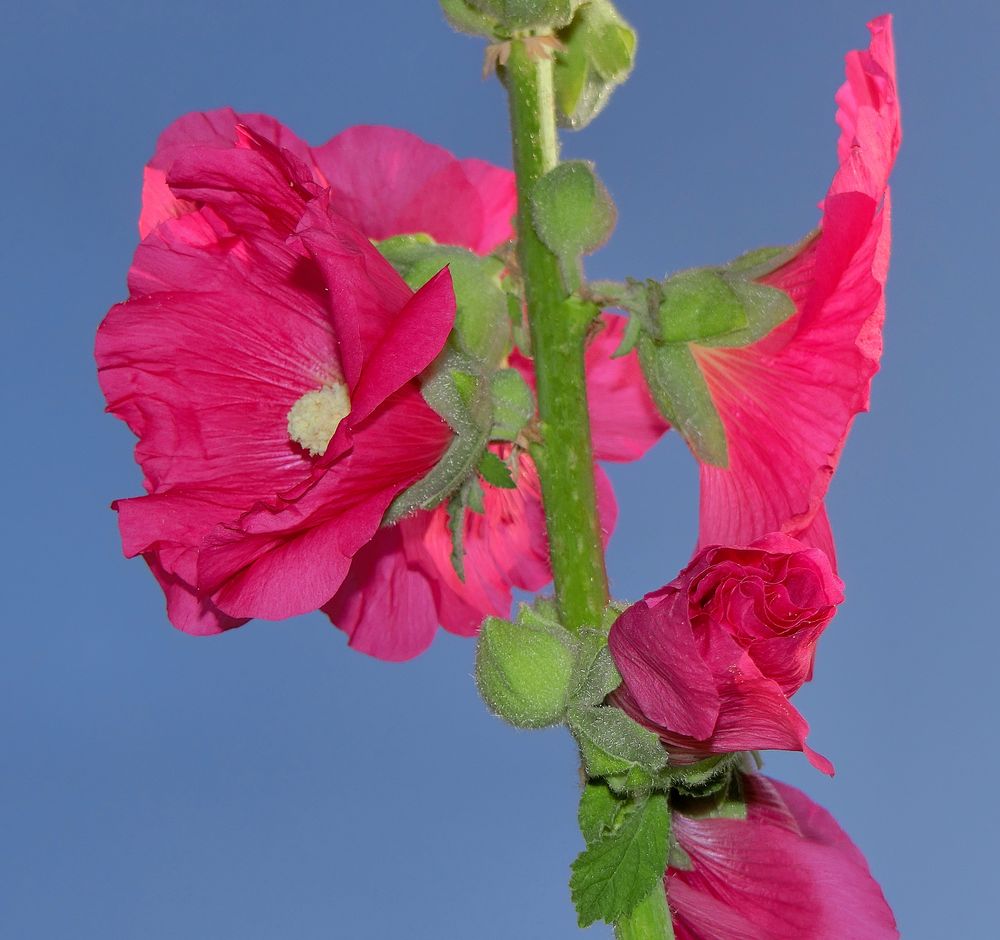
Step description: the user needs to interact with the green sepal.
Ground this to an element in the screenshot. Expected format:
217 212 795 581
530 161 616 280
570 792 670 927
672 768 748 822
657 269 747 343
384 355 493 524
667 836 693 872
657 752 739 798
570 704 668 784
475 609 578 728
446 489 468 581
701 278 795 348
439 0 501 36
377 235 512 368
489 367 535 442
723 230 818 280
478 450 517 489
611 314 642 358
468 0 579 29
553 0 636 129
637 336 728 467
578 781 625 845
568 629 621 707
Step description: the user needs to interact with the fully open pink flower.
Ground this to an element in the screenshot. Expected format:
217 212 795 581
669 773 898 938
98 125 456 633
694 16 900 563
120 113 665 657
608 534 843 773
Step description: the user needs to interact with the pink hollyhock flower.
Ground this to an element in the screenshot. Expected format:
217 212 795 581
693 16 900 562
121 113 666 657
608 534 843 773
97 125 457 633
669 773 898 939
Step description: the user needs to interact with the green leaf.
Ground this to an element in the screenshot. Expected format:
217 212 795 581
477 450 517 489
637 337 728 467
530 161 616 271
489 368 535 442
475 613 577 728
578 781 624 844
570 704 667 781
568 630 621 707
657 269 747 343
570 792 670 927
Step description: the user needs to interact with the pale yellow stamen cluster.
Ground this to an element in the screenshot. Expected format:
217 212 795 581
286 382 351 457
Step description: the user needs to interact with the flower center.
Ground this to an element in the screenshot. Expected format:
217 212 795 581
286 383 351 457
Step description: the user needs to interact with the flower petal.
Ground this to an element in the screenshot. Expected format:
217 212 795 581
669 773 898 939
695 17 899 552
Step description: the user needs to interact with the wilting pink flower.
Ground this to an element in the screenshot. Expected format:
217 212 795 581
115 113 665 657
669 774 898 939
608 534 843 773
694 16 900 562
97 125 456 633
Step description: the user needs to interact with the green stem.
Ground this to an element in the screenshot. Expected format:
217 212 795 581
615 882 674 940
503 40 608 633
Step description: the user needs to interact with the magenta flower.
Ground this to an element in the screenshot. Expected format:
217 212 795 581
669 774 897 939
694 16 900 562
608 534 843 773
109 113 664 657
97 125 456 633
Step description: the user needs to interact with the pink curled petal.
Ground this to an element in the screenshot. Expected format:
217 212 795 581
609 592 721 739
696 17 899 553
323 524 440 662
669 774 898 939
296 197 415 392
139 108 319 237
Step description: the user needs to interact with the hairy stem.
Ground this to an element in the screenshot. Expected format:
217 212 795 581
615 882 674 940
503 40 608 632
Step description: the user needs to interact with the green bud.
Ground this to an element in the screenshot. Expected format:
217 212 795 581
489 367 535 442
440 0 501 36
657 269 748 343
470 0 579 30
554 0 636 129
531 161 616 275
476 614 577 728
637 336 729 467
384 354 492 524
378 236 512 368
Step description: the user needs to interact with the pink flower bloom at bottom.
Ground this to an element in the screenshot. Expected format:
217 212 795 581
669 774 898 939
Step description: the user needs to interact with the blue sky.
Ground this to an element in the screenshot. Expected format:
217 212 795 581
2 1 997 936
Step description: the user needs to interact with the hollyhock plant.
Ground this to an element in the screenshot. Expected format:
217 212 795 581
608 533 843 773
97 125 458 632
668 773 898 938
99 4 901 934
689 16 900 561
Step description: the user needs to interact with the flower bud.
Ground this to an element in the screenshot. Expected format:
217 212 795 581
469 0 579 30
476 612 576 728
